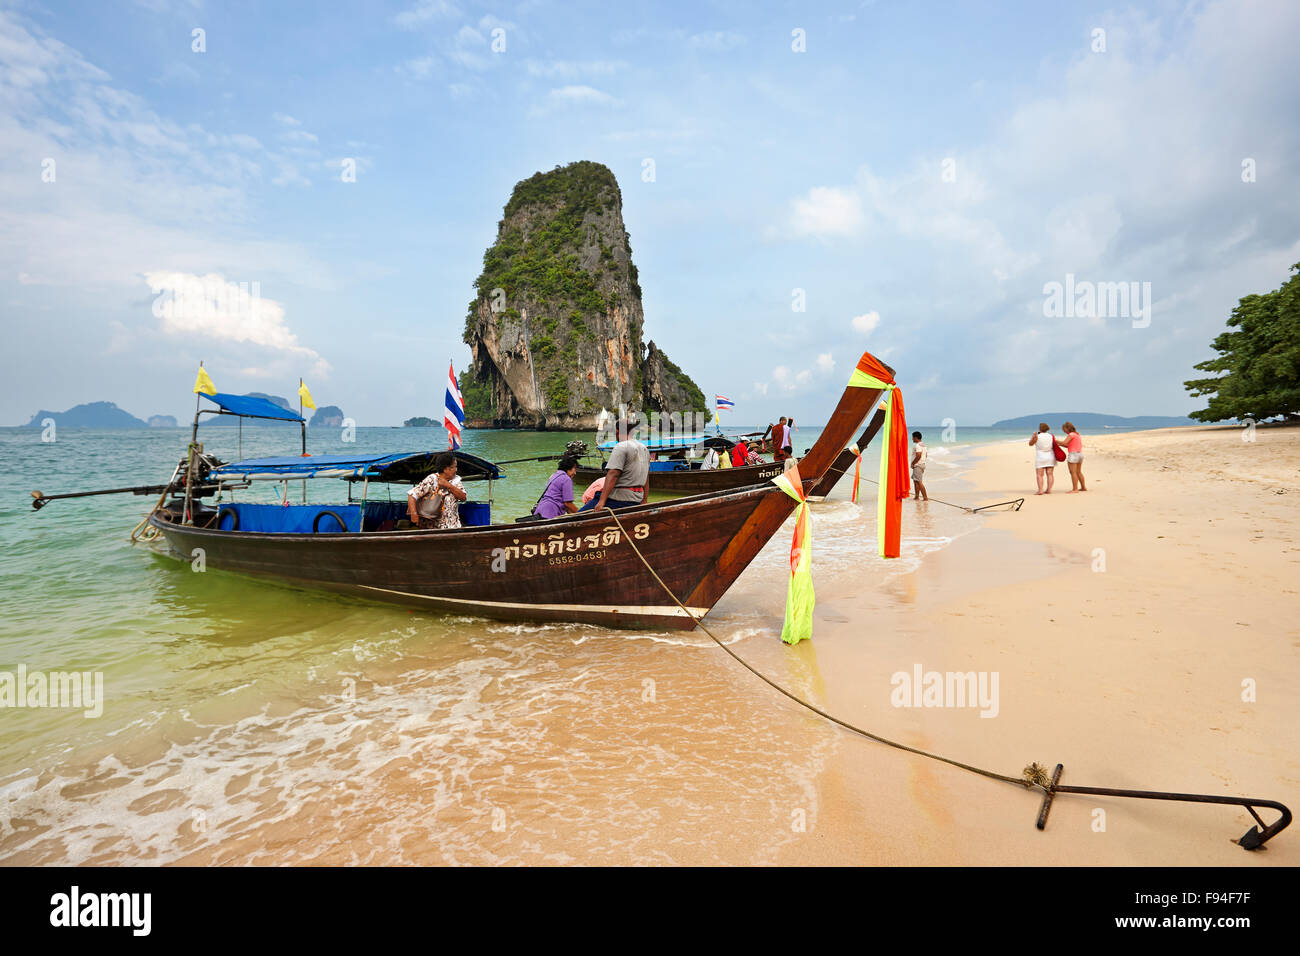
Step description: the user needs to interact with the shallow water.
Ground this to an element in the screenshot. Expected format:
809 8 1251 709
0 423 986 864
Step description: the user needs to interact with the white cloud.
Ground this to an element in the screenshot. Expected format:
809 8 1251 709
393 0 461 30
688 31 747 51
145 271 329 376
815 352 835 373
525 59 624 78
0 11 332 291
787 186 863 238
530 85 621 116
851 312 880 334
272 112 301 126
396 56 437 80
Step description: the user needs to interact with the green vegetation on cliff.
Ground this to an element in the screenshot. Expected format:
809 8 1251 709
466 161 623 343
657 348 708 413
462 161 705 426
460 368 493 422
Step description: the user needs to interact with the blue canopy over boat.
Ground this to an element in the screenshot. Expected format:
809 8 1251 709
596 432 724 452
595 433 735 453
203 392 304 422
209 450 502 482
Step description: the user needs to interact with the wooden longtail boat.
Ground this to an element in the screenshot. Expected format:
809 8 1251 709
145 352 893 630
575 456 791 494
808 408 887 499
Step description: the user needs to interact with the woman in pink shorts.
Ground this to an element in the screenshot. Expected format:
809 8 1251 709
1061 421 1086 493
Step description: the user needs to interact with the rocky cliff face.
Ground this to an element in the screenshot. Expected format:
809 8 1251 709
462 161 705 429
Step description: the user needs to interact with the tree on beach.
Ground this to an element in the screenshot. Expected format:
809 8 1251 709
1184 263 1300 422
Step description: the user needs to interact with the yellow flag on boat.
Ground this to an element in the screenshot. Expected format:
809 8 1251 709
193 365 217 396
298 379 316 410
771 463 814 645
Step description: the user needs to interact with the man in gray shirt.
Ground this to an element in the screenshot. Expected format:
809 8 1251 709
582 418 648 511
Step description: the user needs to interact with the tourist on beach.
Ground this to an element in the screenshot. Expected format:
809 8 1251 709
1061 421 1087 493
700 446 720 470
580 419 648 512
730 439 749 468
772 417 790 463
407 452 466 528
784 417 795 455
745 445 764 465
911 431 929 501
1028 423 1059 494
532 455 580 519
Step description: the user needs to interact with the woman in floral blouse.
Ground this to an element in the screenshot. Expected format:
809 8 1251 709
406 452 467 529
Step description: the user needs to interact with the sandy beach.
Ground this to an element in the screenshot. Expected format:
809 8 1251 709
772 424 1299 865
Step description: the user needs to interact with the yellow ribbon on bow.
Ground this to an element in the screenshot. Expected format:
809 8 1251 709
771 464 814 645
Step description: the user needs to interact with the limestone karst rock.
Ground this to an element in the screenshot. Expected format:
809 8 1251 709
462 161 706 429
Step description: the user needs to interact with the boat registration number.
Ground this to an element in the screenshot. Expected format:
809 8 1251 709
548 550 608 565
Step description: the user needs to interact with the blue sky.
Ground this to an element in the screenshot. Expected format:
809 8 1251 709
2 0 1298 426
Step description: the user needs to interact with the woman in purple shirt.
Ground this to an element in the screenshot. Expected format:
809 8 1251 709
532 455 580 519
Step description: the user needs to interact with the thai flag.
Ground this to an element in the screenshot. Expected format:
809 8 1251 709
716 395 734 411
444 362 465 449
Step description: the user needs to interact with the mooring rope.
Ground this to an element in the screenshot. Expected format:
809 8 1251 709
819 461 1023 513
606 510 1037 792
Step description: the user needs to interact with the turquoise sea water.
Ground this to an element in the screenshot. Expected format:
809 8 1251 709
0 420 1097 863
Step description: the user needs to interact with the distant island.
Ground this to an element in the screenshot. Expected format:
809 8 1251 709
990 413 1198 430
19 394 345 428
309 405 345 428
23 401 149 428
403 417 442 427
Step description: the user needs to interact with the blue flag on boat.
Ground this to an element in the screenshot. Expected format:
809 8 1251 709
444 362 465 449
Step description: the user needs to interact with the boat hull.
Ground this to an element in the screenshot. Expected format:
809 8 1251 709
151 484 788 631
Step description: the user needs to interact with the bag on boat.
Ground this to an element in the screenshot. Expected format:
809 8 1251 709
417 488 445 520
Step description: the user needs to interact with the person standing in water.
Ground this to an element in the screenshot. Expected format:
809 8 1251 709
910 431 929 501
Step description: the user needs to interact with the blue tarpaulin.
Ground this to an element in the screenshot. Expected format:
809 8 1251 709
204 392 305 422
209 450 503 482
216 503 361 533
597 433 714 452
211 452 408 480
213 499 492 533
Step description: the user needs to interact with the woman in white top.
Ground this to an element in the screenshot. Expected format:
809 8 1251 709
1028 422 1059 495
